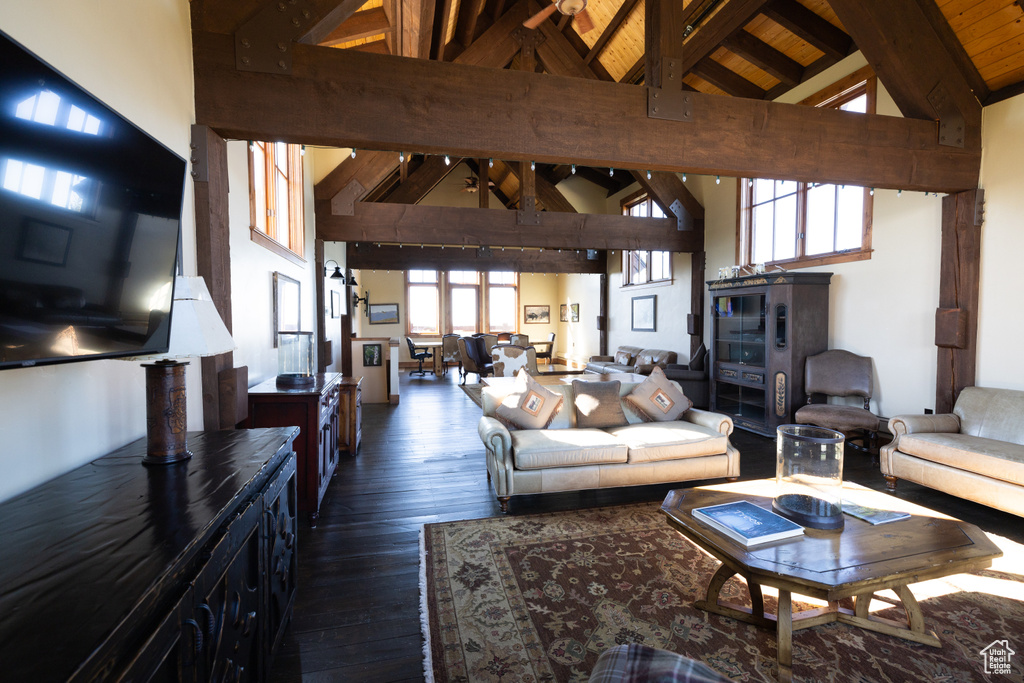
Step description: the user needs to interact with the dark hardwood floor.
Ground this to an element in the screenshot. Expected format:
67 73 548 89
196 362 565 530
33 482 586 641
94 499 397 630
269 369 1024 682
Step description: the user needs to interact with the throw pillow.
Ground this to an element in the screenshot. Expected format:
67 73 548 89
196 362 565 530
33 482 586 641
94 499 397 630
614 349 634 366
572 380 628 429
495 369 564 429
624 366 692 422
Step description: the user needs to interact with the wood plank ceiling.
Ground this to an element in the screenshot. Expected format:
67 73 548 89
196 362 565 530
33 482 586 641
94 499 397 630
302 0 1024 207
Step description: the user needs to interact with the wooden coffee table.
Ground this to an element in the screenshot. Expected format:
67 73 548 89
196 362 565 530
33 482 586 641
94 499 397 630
661 480 1002 683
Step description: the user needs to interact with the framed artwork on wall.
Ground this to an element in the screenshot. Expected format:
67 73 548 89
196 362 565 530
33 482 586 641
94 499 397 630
368 303 399 324
524 305 550 324
330 291 341 318
560 304 569 322
570 303 580 322
273 272 301 347
631 295 656 332
363 343 383 367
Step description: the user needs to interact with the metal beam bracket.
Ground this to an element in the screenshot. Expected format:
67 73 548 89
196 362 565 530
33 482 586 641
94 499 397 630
235 0 317 74
511 26 547 47
648 87 694 122
477 246 492 258
517 196 542 225
331 179 366 216
928 82 965 148
669 198 694 231
189 125 209 182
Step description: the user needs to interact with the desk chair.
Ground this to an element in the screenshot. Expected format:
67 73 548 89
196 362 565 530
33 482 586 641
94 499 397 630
406 337 434 376
534 333 555 364
795 349 879 453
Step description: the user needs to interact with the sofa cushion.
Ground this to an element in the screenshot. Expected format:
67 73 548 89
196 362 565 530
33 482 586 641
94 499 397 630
614 349 635 365
954 387 1024 447
636 348 677 367
795 404 878 432
512 428 628 469
624 366 692 422
573 380 628 429
495 369 564 430
605 421 727 463
897 433 1024 486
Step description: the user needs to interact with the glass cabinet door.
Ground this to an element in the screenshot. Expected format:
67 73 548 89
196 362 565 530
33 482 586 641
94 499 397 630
713 294 766 366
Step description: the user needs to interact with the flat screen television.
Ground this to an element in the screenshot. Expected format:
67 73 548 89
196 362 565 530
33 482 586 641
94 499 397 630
0 30 185 369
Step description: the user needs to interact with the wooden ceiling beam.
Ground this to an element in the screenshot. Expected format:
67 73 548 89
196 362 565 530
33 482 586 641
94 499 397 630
584 0 640 66
431 0 455 59
646 0 685 89
723 29 802 88
631 171 704 223
692 57 767 99
828 0 982 147
320 8 392 46
762 0 851 63
535 19 600 80
383 155 465 203
676 0 769 75
403 0 436 59
455 0 490 48
299 0 372 45
193 33 982 192
315 201 704 251
351 38 391 54
506 162 578 212
348 243 607 273
452 0 529 67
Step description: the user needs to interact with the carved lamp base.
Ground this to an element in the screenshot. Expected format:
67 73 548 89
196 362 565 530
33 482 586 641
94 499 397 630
142 360 193 465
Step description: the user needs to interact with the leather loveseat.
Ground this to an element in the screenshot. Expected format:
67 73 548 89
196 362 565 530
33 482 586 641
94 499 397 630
585 346 677 375
479 374 739 512
881 386 1024 517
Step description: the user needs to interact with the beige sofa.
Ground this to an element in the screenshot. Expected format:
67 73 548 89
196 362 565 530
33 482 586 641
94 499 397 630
478 378 740 512
585 346 677 375
881 386 1024 516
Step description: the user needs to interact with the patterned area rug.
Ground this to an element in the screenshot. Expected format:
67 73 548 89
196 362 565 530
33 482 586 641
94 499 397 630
460 383 483 407
421 503 1024 682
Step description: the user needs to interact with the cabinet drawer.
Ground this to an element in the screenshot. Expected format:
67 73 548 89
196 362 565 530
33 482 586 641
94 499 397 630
716 364 765 386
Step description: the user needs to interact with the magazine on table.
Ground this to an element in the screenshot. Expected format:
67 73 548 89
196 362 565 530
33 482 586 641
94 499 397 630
843 502 911 525
692 500 804 547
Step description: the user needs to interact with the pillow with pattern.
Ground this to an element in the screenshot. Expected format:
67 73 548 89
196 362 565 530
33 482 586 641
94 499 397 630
572 380 628 429
495 369 564 429
624 366 692 422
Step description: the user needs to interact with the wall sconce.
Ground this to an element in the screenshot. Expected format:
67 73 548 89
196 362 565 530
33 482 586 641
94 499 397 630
352 290 369 316
324 260 345 282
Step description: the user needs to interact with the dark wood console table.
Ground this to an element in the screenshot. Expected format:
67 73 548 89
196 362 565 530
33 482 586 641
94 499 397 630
0 427 299 682
247 372 361 526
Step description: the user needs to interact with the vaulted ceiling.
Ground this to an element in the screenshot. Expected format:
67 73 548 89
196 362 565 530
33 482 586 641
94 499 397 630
190 0 1021 254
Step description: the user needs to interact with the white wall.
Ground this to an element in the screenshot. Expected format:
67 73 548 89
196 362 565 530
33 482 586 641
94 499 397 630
0 2 197 502
556 273 601 365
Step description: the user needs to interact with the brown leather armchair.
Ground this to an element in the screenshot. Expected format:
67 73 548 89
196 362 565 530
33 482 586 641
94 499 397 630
664 343 709 409
458 336 493 384
794 349 879 452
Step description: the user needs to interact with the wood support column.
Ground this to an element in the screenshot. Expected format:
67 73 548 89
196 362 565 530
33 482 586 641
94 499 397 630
690 251 705 358
599 272 608 356
191 125 245 430
935 189 984 413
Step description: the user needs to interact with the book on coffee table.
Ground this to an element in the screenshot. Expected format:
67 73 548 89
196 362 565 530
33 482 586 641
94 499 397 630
692 500 804 547
843 503 911 525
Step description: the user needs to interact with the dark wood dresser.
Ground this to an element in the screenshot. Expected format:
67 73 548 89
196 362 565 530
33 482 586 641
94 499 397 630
247 373 360 526
0 427 299 682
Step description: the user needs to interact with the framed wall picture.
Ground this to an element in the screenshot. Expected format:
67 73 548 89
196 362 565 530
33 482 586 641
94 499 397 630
631 295 656 332
368 303 399 325
560 304 569 322
524 305 550 324
273 272 301 347
570 303 580 322
330 290 341 318
363 343 383 367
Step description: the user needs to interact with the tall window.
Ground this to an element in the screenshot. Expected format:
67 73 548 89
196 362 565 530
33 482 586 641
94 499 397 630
622 192 672 285
448 270 479 336
249 141 305 263
407 269 440 334
487 272 518 333
739 67 876 269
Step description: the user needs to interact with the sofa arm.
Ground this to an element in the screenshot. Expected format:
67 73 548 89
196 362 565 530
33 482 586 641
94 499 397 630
635 363 655 375
663 365 703 381
888 413 960 436
479 415 512 456
684 408 734 436
589 355 614 362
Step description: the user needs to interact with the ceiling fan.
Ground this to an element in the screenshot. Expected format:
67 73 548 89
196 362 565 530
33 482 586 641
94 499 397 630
523 0 595 34
461 175 495 193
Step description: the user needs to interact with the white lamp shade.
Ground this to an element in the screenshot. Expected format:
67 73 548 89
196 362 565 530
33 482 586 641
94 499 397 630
130 276 235 360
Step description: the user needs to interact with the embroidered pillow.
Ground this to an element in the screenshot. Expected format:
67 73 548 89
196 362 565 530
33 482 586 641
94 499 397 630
572 380 628 429
624 366 692 422
495 369 564 429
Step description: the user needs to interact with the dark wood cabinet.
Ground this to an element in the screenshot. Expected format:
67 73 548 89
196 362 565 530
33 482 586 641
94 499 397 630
247 372 351 526
708 272 831 436
338 376 362 455
0 428 298 683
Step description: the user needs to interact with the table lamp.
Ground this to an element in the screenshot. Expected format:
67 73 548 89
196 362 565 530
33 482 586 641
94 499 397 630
129 275 235 465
